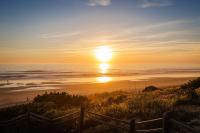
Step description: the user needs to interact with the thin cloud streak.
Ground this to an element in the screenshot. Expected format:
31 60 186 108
124 19 192 34
107 19 195 43
40 32 80 39
139 0 173 8
87 0 111 6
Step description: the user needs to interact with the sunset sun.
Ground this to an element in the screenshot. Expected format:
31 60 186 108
94 46 113 62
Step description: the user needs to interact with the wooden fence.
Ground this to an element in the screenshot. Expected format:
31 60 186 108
0 106 198 133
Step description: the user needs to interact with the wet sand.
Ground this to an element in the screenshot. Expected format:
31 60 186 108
0 77 196 108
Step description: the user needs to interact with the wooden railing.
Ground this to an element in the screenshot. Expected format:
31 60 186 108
0 110 80 133
170 119 199 133
0 106 199 133
135 117 163 133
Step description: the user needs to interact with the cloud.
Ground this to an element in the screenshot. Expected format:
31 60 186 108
87 0 111 6
105 19 190 44
40 32 80 39
139 0 173 8
122 19 192 37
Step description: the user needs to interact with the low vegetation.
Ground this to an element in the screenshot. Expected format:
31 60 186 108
180 77 200 99
0 92 88 119
0 78 199 132
142 85 159 92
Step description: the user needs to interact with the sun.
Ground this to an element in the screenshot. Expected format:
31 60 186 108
94 46 113 62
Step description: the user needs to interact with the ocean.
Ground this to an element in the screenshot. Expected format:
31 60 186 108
0 63 200 92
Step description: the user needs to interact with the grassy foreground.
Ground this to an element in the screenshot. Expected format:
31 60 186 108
0 78 200 132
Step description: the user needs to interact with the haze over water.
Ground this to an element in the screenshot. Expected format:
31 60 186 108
0 63 199 92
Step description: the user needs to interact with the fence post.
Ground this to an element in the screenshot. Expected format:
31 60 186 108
48 119 54 133
130 119 136 133
27 104 31 133
163 112 171 133
79 105 85 133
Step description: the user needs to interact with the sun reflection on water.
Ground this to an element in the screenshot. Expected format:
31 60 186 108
97 63 112 83
99 63 109 74
97 76 111 83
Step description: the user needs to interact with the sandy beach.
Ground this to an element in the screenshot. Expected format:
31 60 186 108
0 77 196 108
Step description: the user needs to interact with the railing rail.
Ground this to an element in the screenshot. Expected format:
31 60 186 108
136 128 163 133
52 111 79 121
170 119 199 133
30 112 51 121
86 111 130 125
0 113 27 125
136 118 163 125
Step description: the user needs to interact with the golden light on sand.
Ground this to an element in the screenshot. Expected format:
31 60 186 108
99 63 110 74
97 76 111 83
94 46 112 62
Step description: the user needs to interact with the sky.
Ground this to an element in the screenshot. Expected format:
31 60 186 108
0 0 200 64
